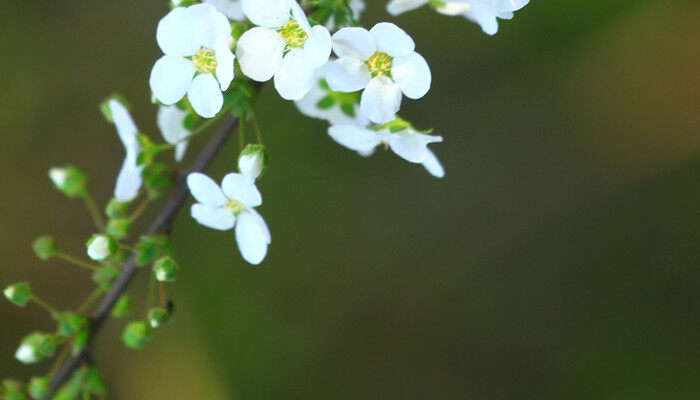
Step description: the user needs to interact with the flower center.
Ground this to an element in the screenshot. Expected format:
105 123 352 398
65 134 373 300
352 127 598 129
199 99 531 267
366 52 393 77
279 20 308 49
224 199 248 215
192 47 218 73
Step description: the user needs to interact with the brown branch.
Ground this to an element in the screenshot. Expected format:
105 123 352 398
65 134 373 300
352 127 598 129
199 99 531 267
47 114 242 396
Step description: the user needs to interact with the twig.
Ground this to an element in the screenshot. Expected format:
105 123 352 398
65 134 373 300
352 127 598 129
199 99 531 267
47 113 244 396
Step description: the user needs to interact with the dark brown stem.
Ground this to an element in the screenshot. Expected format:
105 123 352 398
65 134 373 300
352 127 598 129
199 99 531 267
47 114 241 396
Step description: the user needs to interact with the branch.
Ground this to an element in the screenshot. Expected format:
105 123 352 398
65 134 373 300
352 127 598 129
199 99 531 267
48 114 242 396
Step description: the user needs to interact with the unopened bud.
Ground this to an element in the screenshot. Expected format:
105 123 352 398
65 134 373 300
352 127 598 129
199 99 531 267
148 307 171 328
86 235 118 261
105 198 129 219
111 294 133 318
153 256 179 282
122 321 151 349
28 377 50 399
4 282 31 307
16 333 57 364
48 165 88 198
106 219 131 240
32 236 58 260
238 144 269 179
56 312 89 338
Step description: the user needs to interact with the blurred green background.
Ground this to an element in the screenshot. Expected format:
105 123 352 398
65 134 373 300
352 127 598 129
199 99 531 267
1 0 699 398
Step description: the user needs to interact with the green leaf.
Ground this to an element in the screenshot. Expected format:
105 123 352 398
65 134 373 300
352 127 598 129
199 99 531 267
340 103 355 117
316 95 336 109
142 162 175 200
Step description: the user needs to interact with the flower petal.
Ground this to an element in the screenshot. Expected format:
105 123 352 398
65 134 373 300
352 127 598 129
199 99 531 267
188 3 233 48
332 27 377 60
191 203 235 231
221 172 262 207
326 56 371 93
236 27 284 82
235 211 269 265
156 105 190 161
422 148 445 178
150 56 195 105
386 0 429 16
187 73 224 118
175 141 189 162
108 99 139 151
214 41 235 91
115 152 143 203
249 209 271 244
327 125 381 154
203 0 247 21
274 50 316 100
290 1 312 33
360 76 402 124
156 7 200 56
392 52 431 99
388 129 443 163
241 0 291 28
187 172 227 207
465 5 500 35
302 26 332 69
369 22 415 58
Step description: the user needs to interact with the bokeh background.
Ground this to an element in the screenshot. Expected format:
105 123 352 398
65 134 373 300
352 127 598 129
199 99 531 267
1 0 699 398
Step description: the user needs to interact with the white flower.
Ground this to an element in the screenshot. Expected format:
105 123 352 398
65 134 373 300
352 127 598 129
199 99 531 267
326 23 431 124
295 62 369 126
15 343 37 364
236 0 332 100
149 4 235 118
327 125 444 177
187 172 271 265
326 0 365 29
238 145 268 180
86 235 116 261
108 99 143 203
387 0 529 35
157 105 191 162
203 0 245 20
49 168 68 188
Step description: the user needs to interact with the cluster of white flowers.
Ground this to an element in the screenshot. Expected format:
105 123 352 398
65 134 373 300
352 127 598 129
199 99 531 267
137 0 529 264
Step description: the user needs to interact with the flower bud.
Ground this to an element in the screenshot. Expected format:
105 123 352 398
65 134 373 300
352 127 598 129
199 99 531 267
106 218 132 240
86 235 118 261
15 333 57 364
238 144 269 179
56 312 89 338
148 307 171 328
153 256 179 282
105 198 129 219
48 165 88 198
2 380 27 400
4 282 31 307
32 236 58 260
28 377 50 399
111 294 133 318
122 321 151 349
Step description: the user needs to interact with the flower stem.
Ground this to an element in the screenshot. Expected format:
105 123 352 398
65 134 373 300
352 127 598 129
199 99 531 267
250 111 264 145
76 287 104 314
48 337 74 378
129 198 150 221
31 294 59 318
82 194 105 232
238 117 246 151
57 253 101 272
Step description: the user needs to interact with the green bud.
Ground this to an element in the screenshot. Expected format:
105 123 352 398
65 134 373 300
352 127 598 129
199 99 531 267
16 332 57 364
105 198 129 219
83 367 108 397
32 236 58 260
136 133 164 167
71 327 90 356
135 234 174 267
106 218 131 240
27 377 50 400
153 256 179 282
122 321 151 349
2 379 28 400
48 165 88 198
85 234 118 261
4 282 31 307
56 312 88 338
238 144 269 179
92 266 120 291
148 307 171 328
112 294 133 318
143 162 175 200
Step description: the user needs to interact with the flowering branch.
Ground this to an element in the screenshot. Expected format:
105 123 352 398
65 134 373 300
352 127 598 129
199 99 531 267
47 113 243 396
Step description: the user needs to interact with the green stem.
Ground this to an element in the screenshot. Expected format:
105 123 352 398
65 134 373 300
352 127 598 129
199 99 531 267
162 103 233 149
82 194 105 232
57 253 101 272
129 198 150 221
249 111 264 145
48 337 74 378
31 294 59 318
76 288 104 314
238 117 246 151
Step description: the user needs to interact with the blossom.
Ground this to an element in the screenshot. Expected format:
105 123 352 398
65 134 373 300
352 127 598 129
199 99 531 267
202 0 245 20
327 124 444 177
149 4 235 118
326 0 365 29
326 23 431 124
107 99 143 203
295 62 369 126
187 172 271 265
157 105 191 162
236 0 332 100
387 0 530 35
